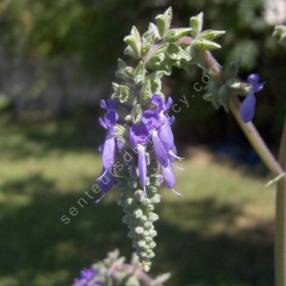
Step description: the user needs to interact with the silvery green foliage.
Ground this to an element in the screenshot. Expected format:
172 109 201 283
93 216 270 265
76 250 170 286
273 25 286 48
111 7 225 271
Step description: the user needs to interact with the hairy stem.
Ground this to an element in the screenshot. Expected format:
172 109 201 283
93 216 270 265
276 116 286 286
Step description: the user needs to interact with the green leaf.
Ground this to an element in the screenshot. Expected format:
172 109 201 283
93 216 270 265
115 59 133 81
192 39 221 50
155 7 172 37
131 104 142 123
165 28 192 42
145 43 169 70
140 79 152 101
133 61 146 85
167 44 191 62
224 59 241 80
142 23 160 55
123 26 142 59
149 71 165 92
198 29 226 40
190 12 204 37
113 84 131 103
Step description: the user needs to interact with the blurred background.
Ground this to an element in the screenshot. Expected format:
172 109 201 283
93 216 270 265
0 0 286 285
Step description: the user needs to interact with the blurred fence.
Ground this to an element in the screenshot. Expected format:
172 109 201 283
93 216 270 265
0 45 107 116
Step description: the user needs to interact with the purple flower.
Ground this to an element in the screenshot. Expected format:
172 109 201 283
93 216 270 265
158 117 174 151
151 94 173 113
145 95 182 162
142 110 168 167
129 122 150 147
138 144 147 189
161 161 176 189
99 110 119 130
129 123 149 191
98 107 119 181
71 267 97 286
96 170 115 203
240 73 264 123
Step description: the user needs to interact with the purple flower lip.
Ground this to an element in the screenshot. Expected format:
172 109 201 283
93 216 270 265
142 110 162 130
151 94 173 113
240 73 265 123
129 123 149 147
99 110 119 130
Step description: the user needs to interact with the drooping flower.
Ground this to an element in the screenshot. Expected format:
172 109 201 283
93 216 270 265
150 94 182 161
240 73 264 123
141 94 182 190
98 106 119 181
161 161 176 189
129 123 150 191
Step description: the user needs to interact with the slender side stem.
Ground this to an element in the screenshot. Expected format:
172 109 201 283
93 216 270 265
200 50 284 177
276 117 286 286
178 38 284 176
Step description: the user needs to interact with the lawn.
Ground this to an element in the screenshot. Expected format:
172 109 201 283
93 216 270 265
0 116 276 286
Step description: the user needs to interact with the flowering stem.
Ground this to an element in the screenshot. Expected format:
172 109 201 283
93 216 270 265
275 116 286 286
200 50 285 177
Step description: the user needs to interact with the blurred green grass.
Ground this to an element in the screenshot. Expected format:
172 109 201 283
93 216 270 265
0 116 276 286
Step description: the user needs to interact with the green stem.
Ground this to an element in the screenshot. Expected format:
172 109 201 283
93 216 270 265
276 117 286 286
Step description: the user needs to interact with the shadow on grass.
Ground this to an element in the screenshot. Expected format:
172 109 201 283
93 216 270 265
0 174 274 286
0 116 104 160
